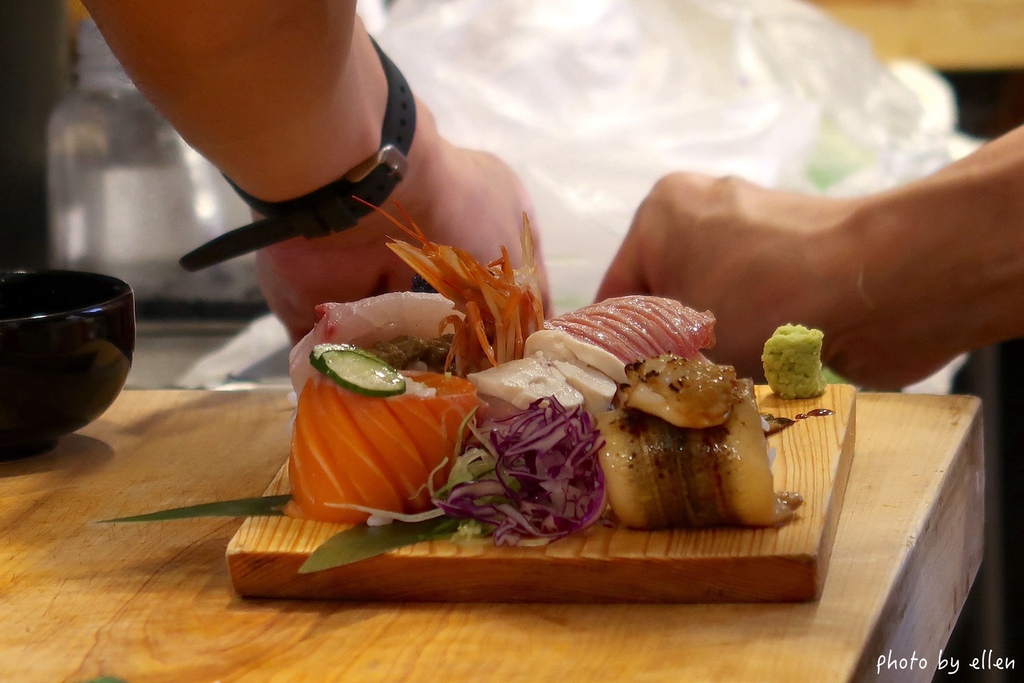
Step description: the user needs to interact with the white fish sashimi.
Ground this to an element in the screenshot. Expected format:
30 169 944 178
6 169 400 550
468 357 616 418
288 292 462 396
468 358 585 413
525 329 629 384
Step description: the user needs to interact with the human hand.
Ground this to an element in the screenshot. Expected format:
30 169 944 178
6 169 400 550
597 172 974 390
258 134 548 343
79 5 549 343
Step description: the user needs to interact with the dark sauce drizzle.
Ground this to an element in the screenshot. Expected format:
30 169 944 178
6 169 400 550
795 408 834 420
762 408 835 436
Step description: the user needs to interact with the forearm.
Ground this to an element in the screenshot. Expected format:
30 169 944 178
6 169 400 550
82 1 384 201
598 128 1024 390
82 2 543 341
80 2 500 246
838 126 1024 359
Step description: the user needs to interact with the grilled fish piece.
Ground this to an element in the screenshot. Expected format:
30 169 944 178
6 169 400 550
618 355 741 429
598 379 802 529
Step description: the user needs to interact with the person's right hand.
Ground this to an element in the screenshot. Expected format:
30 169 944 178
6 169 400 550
81 3 549 343
258 131 549 343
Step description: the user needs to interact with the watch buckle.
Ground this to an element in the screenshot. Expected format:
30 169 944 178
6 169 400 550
344 144 408 183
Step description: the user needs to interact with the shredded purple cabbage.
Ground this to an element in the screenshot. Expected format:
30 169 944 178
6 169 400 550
433 397 606 546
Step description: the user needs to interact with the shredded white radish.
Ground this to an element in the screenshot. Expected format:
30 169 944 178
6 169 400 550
409 456 450 501
323 502 446 524
402 377 437 398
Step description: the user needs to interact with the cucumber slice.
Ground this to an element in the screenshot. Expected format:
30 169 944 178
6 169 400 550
310 343 406 397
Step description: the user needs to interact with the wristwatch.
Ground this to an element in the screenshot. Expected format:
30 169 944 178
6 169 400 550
179 38 416 272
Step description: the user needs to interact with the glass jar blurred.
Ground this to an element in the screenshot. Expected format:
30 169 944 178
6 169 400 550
47 19 265 319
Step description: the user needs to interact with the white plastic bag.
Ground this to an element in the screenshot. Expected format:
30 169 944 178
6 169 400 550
375 0 962 311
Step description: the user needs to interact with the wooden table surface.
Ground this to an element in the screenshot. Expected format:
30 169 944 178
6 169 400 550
809 0 1024 70
0 389 983 682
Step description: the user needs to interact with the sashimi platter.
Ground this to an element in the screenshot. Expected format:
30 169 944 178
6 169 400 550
124 210 856 603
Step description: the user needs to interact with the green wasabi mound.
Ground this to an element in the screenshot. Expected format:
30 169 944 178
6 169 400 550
762 324 827 399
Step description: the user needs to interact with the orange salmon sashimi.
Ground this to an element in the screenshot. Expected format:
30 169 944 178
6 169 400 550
286 371 479 524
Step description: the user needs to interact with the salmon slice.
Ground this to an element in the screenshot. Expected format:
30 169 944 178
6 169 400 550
286 371 479 524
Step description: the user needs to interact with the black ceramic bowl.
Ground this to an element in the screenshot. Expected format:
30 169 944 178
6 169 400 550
0 270 135 457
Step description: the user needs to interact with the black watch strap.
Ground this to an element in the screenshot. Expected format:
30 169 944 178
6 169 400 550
180 37 416 272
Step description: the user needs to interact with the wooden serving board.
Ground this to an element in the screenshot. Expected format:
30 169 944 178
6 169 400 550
226 383 856 603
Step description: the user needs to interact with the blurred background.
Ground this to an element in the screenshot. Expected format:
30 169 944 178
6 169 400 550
1 1 1021 680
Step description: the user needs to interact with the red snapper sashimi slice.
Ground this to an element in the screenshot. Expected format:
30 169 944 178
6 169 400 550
288 292 461 396
524 295 715 384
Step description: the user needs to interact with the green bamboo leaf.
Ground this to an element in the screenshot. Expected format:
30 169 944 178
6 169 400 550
300 516 460 573
97 495 292 523
822 367 852 385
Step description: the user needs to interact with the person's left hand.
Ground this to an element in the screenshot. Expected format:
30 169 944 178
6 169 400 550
597 170 996 391
597 172 861 383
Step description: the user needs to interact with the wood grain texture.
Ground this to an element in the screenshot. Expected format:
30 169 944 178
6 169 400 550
808 0 1024 69
0 389 982 682
227 385 857 603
